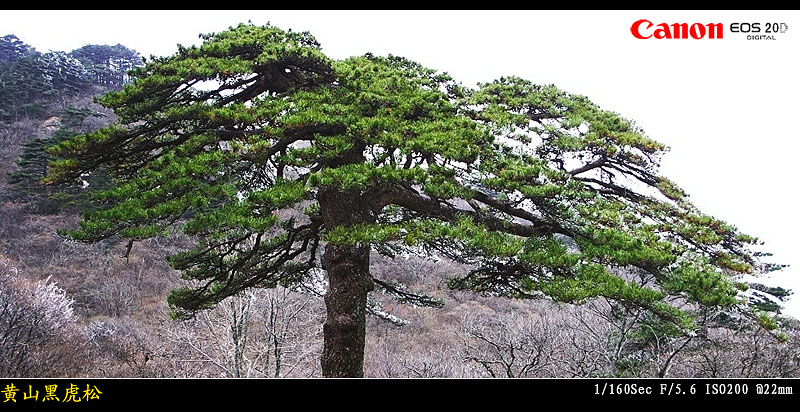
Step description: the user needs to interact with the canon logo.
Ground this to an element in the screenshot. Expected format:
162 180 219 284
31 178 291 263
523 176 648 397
631 19 724 39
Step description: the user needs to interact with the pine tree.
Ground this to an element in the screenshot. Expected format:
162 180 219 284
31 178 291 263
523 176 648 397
70 44 142 88
46 23 778 377
8 106 109 214
0 34 34 63
0 37 140 122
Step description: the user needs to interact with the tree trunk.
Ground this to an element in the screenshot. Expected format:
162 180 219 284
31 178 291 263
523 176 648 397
318 184 374 377
320 242 372 377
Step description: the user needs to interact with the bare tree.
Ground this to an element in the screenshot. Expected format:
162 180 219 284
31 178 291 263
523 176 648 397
559 298 699 378
164 287 323 378
460 311 556 378
249 288 323 378
681 321 800 378
0 259 85 377
165 292 254 377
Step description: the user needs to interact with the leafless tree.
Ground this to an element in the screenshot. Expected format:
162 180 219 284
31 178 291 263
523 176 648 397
249 287 323 378
0 259 85 377
460 311 556 378
164 287 323 378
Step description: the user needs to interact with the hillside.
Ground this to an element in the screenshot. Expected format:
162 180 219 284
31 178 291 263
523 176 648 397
1 34 799 378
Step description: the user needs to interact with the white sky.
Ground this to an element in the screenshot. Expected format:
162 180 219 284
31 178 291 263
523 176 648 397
2 10 798 317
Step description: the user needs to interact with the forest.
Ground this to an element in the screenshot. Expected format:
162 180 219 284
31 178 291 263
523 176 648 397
1 29 798 379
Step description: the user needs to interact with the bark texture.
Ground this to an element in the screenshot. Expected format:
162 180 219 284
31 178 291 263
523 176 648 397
318 184 374 377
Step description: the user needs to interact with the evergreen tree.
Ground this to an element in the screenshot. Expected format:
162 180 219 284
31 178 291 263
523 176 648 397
0 34 34 63
46 23 779 377
38 51 94 97
0 53 55 119
0 36 140 122
70 44 142 88
8 106 109 213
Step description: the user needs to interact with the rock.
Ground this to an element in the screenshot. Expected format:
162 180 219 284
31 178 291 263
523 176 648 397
40 116 61 132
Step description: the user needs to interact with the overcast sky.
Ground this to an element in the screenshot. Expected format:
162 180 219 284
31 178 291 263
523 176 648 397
2 10 798 316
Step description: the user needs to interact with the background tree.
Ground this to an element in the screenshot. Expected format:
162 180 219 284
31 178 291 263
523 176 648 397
70 44 142 88
0 259 85 377
0 36 141 122
0 34 35 64
460 312 555 378
46 23 779 377
166 288 322 378
8 105 110 213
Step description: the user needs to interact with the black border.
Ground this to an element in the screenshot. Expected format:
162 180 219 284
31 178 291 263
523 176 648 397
1 378 798 408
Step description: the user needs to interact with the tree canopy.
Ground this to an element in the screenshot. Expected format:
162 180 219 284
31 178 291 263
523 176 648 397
0 36 141 122
8 105 110 214
70 44 142 88
0 34 34 63
45 23 778 377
